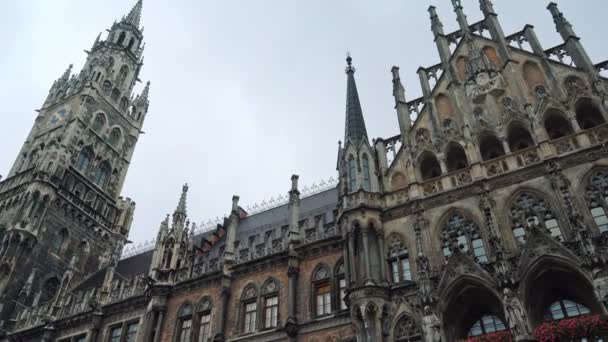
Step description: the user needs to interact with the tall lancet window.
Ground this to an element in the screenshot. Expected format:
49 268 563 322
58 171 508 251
348 156 357 192
362 154 371 191
441 213 487 263
586 170 608 234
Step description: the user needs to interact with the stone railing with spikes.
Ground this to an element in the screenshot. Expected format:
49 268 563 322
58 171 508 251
119 177 339 259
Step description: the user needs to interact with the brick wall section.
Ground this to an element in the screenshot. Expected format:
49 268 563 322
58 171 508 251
225 265 289 338
297 250 343 322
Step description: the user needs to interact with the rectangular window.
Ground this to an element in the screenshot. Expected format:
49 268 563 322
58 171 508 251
544 219 562 240
109 326 122 342
513 227 526 243
339 278 347 310
391 260 400 283
472 238 488 263
180 318 192 342
316 283 332 316
198 314 211 342
265 296 279 328
591 207 608 233
125 322 138 342
401 258 412 281
244 302 257 333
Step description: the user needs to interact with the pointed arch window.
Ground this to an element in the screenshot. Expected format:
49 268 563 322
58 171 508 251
509 192 563 243
575 98 605 130
76 149 92 172
41 277 60 303
312 265 331 317
262 279 279 329
194 297 213 342
92 114 105 132
348 156 357 192
118 65 129 87
177 303 194 342
467 315 506 337
586 170 608 234
394 315 422 342
545 299 590 321
241 285 259 334
362 154 371 191
117 32 126 46
94 162 111 188
387 235 412 283
109 128 122 147
544 109 574 139
441 213 488 263
50 229 68 255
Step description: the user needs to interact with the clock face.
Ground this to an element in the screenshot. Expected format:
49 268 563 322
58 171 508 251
48 110 67 128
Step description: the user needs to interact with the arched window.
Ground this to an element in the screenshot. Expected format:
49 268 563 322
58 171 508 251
109 128 122 147
92 114 105 132
94 162 111 188
507 123 534 152
162 241 174 269
335 261 347 311
441 213 488 263
387 234 412 283
394 315 422 341
73 183 86 199
195 297 213 342
176 303 194 342
467 315 506 337
544 109 574 139
445 142 469 172
348 156 357 192
262 279 279 329
118 65 129 87
127 38 135 50
111 88 121 101
509 192 563 243
312 265 331 317
362 154 371 191
575 98 605 130
103 80 112 95
545 299 590 321
117 32 126 46
479 133 505 161
585 170 608 234
419 151 442 181
40 277 60 303
241 285 259 333
76 148 92 172
50 229 67 255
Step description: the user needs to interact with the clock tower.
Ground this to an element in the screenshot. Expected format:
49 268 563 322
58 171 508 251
0 0 149 321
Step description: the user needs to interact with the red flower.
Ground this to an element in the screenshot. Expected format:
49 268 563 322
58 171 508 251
457 330 513 342
533 314 608 342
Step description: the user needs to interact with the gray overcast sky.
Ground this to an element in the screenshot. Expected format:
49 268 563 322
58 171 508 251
1 0 607 247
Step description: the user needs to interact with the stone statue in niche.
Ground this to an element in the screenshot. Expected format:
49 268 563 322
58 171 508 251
464 41 505 103
422 306 442 342
503 288 531 339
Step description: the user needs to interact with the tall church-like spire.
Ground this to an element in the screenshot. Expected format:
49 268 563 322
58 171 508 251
122 0 143 29
344 54 369 146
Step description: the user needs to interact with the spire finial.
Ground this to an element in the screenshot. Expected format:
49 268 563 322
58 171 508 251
343 53 369 146
479 0 496 16
345 51 355 73
429 6 445 36
177 183 188 214
123 0 143 28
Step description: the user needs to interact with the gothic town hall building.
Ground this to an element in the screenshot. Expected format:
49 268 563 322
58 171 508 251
2 0 608 341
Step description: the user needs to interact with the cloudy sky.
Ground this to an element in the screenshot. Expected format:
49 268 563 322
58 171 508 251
1 0 607 247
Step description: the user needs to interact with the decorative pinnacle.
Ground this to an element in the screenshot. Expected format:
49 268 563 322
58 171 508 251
123 0 143 28
479 0 495 16
232 195 240 213
291 175 299 192
60 64 73 83
137 81 151 105
175 183 189 216
451 0 463 10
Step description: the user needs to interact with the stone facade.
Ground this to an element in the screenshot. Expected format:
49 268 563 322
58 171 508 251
3 0 608 341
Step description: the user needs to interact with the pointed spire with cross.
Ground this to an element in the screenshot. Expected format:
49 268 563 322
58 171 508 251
343 53 369 146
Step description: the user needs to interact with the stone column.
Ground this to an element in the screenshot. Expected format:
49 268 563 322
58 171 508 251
152 310 165 342
348 232 357 284
343 235 351 284
500 137 511 154
377 233 387 284
285 266 299 342
214 287 230 341
362 228 372 282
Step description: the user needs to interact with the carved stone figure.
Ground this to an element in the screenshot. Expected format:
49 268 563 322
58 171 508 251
503 288 530 338
422 306 442 342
